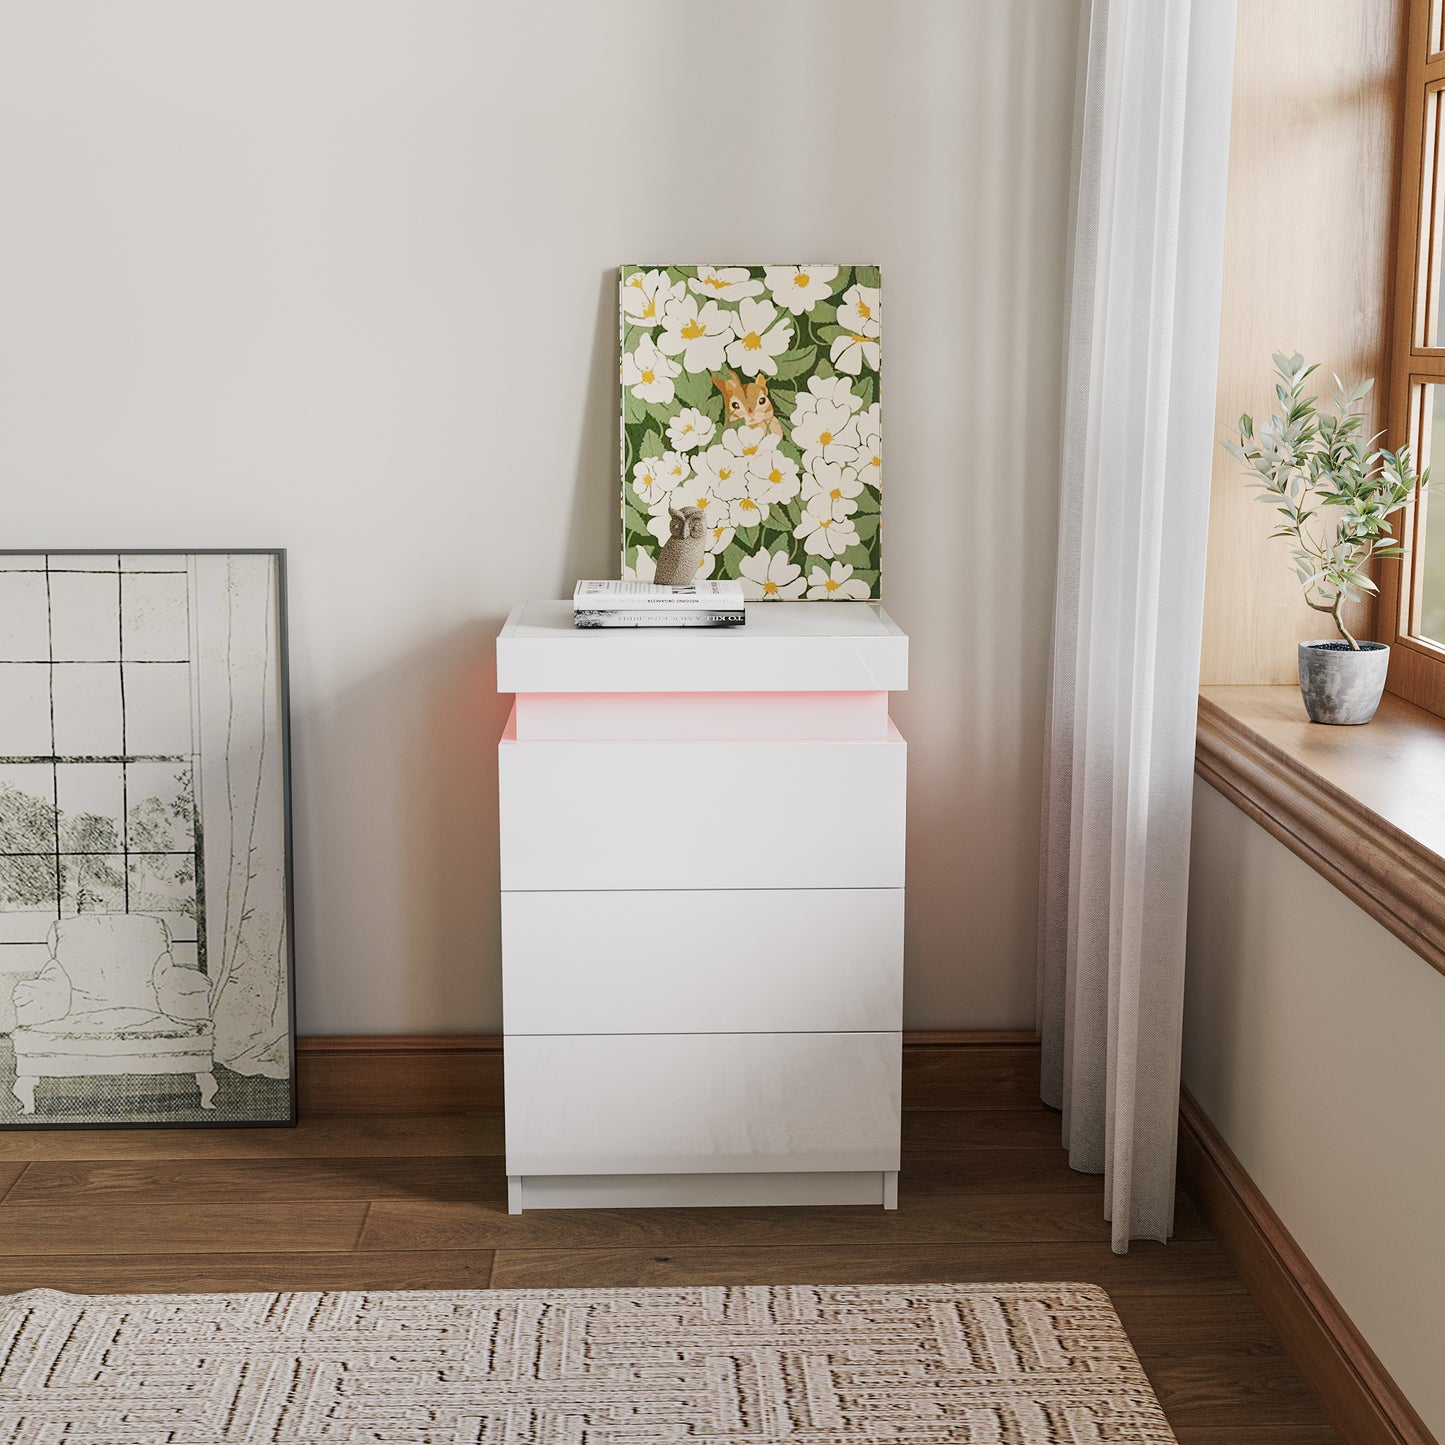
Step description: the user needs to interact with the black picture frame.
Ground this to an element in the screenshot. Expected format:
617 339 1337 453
0 548 297 1129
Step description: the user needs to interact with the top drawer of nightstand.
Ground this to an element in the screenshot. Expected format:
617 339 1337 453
498 719 906 891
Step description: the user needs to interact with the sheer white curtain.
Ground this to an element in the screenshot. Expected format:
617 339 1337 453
1038 0 1238 1252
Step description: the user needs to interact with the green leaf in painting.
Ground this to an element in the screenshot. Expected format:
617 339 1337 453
644 399 676 430
771 344 817 381
639 429 665 460
851 513 880 542
674 368 717 409
623 389 647 425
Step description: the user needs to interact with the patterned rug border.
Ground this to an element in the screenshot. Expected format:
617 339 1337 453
0 1279 1122 1308
0 1279 1178 1444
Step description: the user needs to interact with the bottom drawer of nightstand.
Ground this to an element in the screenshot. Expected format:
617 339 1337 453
505 1031 901 1176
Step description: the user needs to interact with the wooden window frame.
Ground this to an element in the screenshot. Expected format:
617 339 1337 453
1381 0 1445 715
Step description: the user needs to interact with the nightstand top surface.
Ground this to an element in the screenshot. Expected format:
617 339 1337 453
497 601 908 694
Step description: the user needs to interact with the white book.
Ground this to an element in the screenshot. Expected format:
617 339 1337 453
573 579 745 610
569 612 745 630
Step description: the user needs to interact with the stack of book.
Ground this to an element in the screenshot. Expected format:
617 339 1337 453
573 580 746 628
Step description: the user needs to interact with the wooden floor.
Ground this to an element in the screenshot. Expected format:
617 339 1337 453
0 1043 1339 1444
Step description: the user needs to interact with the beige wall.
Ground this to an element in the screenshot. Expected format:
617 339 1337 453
1201 0 1403 683
1184 780 1445 1438
0 1 1081 1032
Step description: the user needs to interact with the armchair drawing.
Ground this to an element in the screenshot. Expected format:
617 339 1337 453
9 913 216 1115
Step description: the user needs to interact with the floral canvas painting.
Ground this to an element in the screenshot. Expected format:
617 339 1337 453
620 264 882 600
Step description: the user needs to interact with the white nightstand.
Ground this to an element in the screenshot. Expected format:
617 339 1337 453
496 600 908 1213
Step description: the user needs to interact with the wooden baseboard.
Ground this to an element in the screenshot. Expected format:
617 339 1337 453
294 1031 1042 1117
1178 1088 1436 1445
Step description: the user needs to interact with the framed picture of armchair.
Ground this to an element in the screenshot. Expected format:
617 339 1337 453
0 550 295 1127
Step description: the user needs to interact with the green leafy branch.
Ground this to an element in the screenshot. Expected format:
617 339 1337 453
1221 351 1427 649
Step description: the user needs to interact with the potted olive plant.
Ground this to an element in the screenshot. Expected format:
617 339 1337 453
1223 352 1427 725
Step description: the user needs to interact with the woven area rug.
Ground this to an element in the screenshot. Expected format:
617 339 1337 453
0 1282 1177 1443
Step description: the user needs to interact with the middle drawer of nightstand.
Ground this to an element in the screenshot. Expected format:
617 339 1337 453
502 887 903 1035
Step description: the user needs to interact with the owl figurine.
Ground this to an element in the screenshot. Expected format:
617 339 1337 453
652 505 707 586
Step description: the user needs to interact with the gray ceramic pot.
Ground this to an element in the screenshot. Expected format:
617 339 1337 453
1297 640 1389 725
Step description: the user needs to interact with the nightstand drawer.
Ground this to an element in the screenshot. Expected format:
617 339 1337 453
503 887 903 1034
498 729 906 891
504 1031 902 1176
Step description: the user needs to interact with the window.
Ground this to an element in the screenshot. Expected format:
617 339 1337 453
0 555 203 987
1382 0 1445 713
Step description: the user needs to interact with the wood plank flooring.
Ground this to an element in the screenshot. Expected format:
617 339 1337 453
0 1045 1339 1443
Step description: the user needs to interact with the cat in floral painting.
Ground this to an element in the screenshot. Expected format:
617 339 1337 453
712 370 783 437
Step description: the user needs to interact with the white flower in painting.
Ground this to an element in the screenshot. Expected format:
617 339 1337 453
738 548 806 600
632 455 669 507
800 458 865 513
657 450 691 492
807 560 872 600
830 329 880 376
666 407 716 453
726 492 769 529
689 265 765 301
657 295 732 373
794 490 861 558
693 443 749 500
837 282 881 338
621 547 657 582
791 374 864 422
745 448 801 504
764 264 840 315
645 499 676 547
622 337 681 403
679 477 724 521
724 297 794 376
853 403 881 485
721 425 780 466
704 519 735 555
621 269 685 329
791 398 861 463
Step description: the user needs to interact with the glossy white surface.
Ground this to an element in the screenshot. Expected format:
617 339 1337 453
512 689 890 741
507 1170 896 1212
498 721 906 891
502 888 903 1035
497 601 908 695
504 1031 902 1176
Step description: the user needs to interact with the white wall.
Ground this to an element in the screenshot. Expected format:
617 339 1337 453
0 1 1080 1033
1185 780 1445 1439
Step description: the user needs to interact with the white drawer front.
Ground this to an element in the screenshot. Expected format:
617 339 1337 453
503 888 902 1034
505 1031 901 1176
498 731 905 891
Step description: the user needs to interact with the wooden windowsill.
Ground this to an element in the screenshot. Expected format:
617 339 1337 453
1195 685 1445 980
